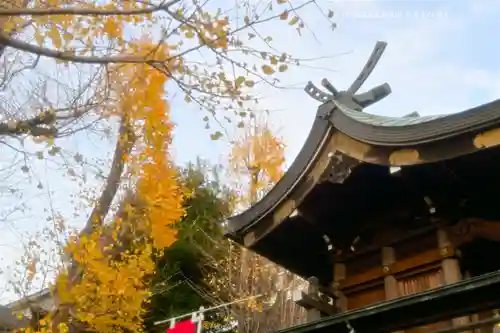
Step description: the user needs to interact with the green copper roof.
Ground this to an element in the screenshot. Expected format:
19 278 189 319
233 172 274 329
337 104 447 127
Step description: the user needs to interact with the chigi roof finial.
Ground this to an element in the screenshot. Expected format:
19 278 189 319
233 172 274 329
305 41 392 113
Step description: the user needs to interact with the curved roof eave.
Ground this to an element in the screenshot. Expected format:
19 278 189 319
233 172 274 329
328 98 500 166
225 101 336 239
225 98 500 247
331 98 500 146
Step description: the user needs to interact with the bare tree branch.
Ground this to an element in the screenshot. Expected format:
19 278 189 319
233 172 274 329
0 32 160 64
0 110 57 136
50 113 136 332
81 115 136 234
0 0 313 66
0 0 182 17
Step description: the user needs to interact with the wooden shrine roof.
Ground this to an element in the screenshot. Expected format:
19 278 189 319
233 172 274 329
224 41 500 282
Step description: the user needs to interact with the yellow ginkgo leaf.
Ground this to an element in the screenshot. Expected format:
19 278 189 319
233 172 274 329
210 131 223 140
262 65 275 75
278 64 288 72
34 30 45 46
47 28 62 49
104 18 118 36
63 33 72 42
235 76 245 87
3 21 15 34
289 16 299 25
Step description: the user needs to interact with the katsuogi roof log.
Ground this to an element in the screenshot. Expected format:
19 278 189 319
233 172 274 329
224 40 500 282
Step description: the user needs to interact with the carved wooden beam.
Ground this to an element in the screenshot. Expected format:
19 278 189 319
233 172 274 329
448 217 500 245
319 151 360 185
336 223 442 262
294 292 338 316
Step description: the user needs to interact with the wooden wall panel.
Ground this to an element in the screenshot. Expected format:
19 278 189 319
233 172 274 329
398 269 450 333
347 286 385 310
397 269 443 296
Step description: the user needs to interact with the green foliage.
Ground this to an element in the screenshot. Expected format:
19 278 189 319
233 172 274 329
143 159 235 332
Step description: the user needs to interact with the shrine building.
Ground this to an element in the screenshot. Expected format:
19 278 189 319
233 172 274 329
225 41 500 333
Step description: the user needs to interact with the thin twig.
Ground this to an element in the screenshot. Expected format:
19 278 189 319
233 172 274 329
0 0 182 16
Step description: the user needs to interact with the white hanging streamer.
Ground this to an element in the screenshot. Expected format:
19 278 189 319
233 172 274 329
154 295 263 327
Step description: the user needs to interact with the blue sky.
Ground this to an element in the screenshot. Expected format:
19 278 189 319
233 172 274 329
171 0 500 165
1 0 500 303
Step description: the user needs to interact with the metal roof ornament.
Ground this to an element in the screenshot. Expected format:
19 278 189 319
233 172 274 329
305 41 392 116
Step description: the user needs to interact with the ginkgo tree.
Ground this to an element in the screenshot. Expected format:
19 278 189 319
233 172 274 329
199 116 306 333
0 0 334 332
0 0 332 138
229 115 285 203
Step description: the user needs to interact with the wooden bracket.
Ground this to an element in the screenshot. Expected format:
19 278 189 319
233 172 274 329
294 292 338 316
294 277 339 319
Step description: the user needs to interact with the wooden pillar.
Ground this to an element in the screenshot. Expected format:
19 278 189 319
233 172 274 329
382 247 403 333
333 263 347 312
437 228 469 329
382 247 399 300
437 229 462 284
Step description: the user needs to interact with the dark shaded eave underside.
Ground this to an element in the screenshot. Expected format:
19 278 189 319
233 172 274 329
225 98 500 243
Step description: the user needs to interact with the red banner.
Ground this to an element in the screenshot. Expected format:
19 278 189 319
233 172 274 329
167 320 197 333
